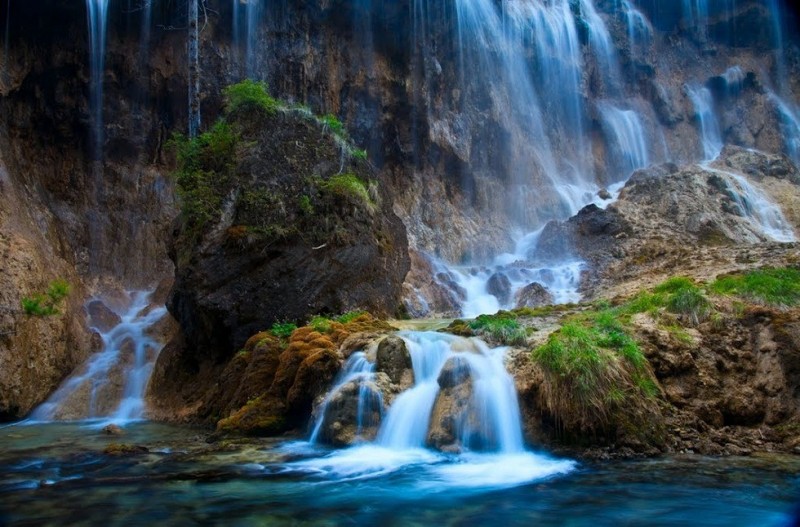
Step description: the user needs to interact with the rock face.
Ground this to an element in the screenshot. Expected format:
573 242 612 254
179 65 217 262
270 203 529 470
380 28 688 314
163 105 409 370
535 146 800 299
515 282 555 309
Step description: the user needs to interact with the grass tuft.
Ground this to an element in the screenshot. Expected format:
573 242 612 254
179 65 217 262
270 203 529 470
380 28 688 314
711 267 800 307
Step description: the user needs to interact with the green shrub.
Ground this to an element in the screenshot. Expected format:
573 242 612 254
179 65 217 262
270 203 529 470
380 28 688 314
170 121 238 232
711 267 800 307
21 279 71 316
352 148 367 160
298 195 314 215
270 322 298 339
223 79 280 115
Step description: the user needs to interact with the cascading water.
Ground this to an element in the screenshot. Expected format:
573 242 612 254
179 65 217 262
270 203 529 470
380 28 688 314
704 164 797 242
29 291 169 423
232 0 263 79
686 85 723 161
292 331 575 487
309 352 382 444
599 102 650 177
85 0 109 161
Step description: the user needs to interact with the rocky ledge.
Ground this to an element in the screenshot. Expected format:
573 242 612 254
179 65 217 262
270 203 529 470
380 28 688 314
147 82 410 424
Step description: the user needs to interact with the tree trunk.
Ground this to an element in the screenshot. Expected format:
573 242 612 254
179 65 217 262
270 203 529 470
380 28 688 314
188 0 200 138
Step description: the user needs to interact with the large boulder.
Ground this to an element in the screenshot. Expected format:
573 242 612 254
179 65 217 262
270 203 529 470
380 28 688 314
375 336 413 388
313 378 384 446
514 282 554 309
164 106 409 367
426 356 476 452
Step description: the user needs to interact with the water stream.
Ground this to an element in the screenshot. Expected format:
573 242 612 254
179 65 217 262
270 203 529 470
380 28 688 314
29 291 169 424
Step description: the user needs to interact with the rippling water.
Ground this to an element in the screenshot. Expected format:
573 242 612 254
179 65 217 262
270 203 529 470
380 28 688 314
1 422 799 526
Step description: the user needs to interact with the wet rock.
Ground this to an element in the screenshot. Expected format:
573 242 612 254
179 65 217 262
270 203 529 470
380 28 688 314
314 379 383 447
514 282 554 309
103 443 149 456
426 356 476 452
86 300 121 332
487 272 512 306
101 424 124 436
376 336 413 388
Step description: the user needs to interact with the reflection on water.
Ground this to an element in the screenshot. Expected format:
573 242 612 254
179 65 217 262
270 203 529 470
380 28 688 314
1 422 799 526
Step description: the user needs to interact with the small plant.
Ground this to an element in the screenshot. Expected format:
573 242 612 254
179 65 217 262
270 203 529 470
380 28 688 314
654 277 713 325
309 315 333 333
298 195 314 215
352 148 367 160
320 113 345 137
335 311 367 324
468 312 529 346
21 279 70 316
320 173 373 207
711 267 800 307
223 79 280 115
269 322 298 339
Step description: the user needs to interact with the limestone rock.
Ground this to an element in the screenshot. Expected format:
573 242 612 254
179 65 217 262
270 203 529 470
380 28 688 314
514 282 554 309
376 336 413 389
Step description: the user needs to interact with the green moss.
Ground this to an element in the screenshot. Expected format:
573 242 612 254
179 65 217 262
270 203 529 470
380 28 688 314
309 315 333 334
352 148 368 160
335 311 367 324
269 322 298 339
320 173 373 207
711 267 800 307
298 195 314 215
223 79 280 115
21 279 71 316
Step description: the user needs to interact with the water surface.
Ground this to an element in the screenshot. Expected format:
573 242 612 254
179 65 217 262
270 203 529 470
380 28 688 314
1 422 798 526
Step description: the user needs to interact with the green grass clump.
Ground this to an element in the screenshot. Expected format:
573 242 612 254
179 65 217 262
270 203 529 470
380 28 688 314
352 148 367 160
223 80 280 115
532 308 658 435
711 267 800 307
321 173 373 207
652 277 713 325
22 279 71 316
309 315 333 333
335 311 367 324
320 114 345 137
269 322 298 339
468 312 528 346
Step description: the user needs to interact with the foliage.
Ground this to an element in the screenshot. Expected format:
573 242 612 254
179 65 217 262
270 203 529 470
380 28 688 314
298 195 314 215
652 276 713 325
270 322 298 339
335 311 368 324
711 267 800 307
468 311 528 346
223 79 280 115
352 148 368 160
320 173 373 207
320 113 345 137
309 315 333 333
21 279 71 317
170 120 238 233
532 307 658 435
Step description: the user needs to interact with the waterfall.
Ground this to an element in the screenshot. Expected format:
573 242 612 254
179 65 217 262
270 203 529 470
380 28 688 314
85 0 109 161
233 0 263 79
309 352 381 443
686 85 723 161
704 165 796 243
599 102 649 178
617 0 652 57
293 331 575 487
682 0 710 41
29 291 169 423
